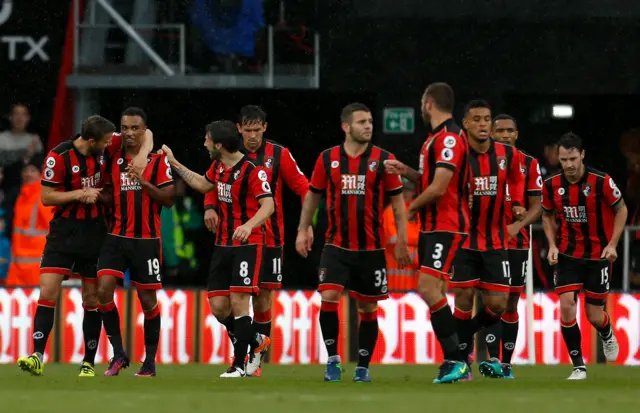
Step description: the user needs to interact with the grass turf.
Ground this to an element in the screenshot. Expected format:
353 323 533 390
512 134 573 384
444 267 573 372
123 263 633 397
1 363 638 413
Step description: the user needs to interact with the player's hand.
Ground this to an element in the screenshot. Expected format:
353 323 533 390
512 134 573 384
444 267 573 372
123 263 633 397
126 163 146 184
129 157 147 178
384 159 408 175
296 227 313 258
158 145 176 164
204 209 219 232
394 239 412 268
305 225 314 246
507 222 522 241
78 187 102 204
232 223 252 242
407 204 418 222
547 245 559 265
601 244 618 262
512 206 527 221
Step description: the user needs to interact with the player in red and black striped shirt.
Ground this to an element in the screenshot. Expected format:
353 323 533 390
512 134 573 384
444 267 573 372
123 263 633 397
542 132 626 379
162 120 274 378
296 103 410 382
484 114 542 378
203 106 310 375
448 101 536 379
384 82 471 383
19 115 152 377
96 108 174 377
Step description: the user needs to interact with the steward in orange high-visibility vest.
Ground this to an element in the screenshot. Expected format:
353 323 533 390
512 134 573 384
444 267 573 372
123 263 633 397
383 177 420 291
6 156 53 286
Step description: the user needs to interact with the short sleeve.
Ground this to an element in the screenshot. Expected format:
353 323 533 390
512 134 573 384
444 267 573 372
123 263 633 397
41 151 66 187
433 134 465 171
541 178 555 211
527 157 543 195
249 167 273 200
155 155 174 188
105 133 123 158
603 175 623 207
205 161 218 184
384 153 403 196
309 153 327 193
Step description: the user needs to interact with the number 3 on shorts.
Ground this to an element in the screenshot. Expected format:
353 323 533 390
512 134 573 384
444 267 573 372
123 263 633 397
432 243 444 269
147 258 161 281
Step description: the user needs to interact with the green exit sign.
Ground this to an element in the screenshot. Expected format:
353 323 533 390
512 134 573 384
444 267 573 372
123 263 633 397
383 107 415 134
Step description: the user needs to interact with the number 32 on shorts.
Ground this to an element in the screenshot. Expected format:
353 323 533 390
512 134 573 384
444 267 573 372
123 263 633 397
375 268 388 292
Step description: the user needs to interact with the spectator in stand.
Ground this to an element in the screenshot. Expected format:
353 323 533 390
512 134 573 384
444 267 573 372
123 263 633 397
383 177 420 292
5 155 53 287
0 208 10 285
0 104 44 238
191 0 264 73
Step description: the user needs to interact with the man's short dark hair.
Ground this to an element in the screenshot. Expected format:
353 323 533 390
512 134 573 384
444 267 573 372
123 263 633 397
492 113 518 129
557 132 583 152
121 107 147 125
464 99 492 116
341 103 371 123
424 82 455 113
239 105 267 125
81 115 116 141
207 120 240 153
11 103 29 114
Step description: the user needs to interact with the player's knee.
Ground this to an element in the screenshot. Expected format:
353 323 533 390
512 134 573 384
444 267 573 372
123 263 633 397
209 297 231 320
453 288 474 310
253 290 272 313
96 282 114 305
38 274 62 301
417 274 442 305
320 289 341 303
584 303 605 325
506 293 520 313
137 290 158 312
559 292 577 317
230 293 251 316
357 301 377 313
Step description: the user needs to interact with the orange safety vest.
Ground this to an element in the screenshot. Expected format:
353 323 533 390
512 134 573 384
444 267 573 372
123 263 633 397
6 181 53 286
383 202 420 292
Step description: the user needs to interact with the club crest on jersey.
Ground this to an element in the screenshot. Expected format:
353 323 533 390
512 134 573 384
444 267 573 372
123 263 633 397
234 170 241 180
219 166 224 173
582 184 591 197
331 160 339 169
558 187 565 196
99 155 104 165
369 160 378 171
318 268 327 282
72 165 80 173
498 157 506 171
46 156 56 168
264 157 273 168
117 158 124 165
520 165 526 174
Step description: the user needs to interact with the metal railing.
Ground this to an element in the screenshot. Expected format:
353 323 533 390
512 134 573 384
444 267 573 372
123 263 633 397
72 0 320 88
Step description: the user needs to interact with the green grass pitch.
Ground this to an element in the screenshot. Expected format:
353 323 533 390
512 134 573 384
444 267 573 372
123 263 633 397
1 364 638 413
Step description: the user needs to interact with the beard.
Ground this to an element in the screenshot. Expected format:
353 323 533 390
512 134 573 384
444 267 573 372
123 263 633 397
421 110 430 124
351 133 371 144
209 148 221 161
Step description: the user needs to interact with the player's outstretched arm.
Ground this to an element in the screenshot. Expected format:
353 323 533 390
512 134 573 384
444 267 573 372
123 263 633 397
160 145 214 194
296 191 321 257
41 185 100 206
384 159 420 183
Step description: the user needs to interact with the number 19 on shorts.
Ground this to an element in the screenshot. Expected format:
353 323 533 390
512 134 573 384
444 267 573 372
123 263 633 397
147 258 161 281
